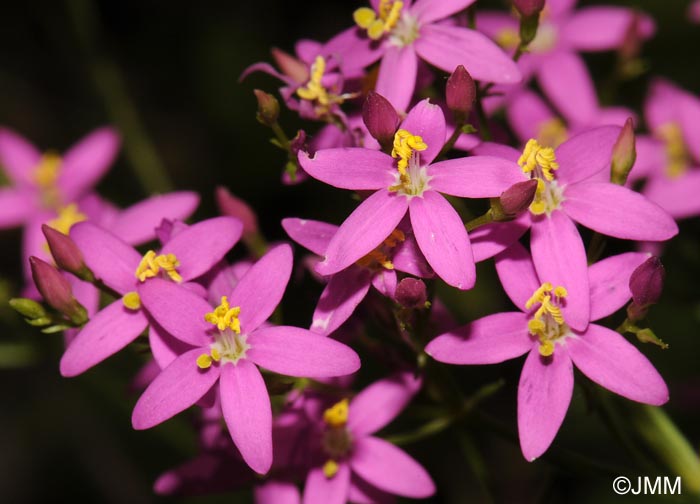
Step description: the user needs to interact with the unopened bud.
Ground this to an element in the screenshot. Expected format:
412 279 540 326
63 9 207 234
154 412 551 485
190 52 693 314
499 179 538 216
9 298 47 320
446 65 476 120
254 89 280 127
395 278 428 309
29 257 87 325
611 118 636 185
513 0 545 18
215 186 259 239
514 0 544 45
362 91 400 151
630 256 665 307
42 224 93 282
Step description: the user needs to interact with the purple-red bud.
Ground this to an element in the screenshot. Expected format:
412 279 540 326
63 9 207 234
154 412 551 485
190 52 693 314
253 89 280 127
499 179 538 215
395 278 428 309
513 0 545 18
42 224 91 281
362 91 400 150
446 65 476 119
30 256 87 324
611 117 637 185
629 256 665 307
215 186 259 239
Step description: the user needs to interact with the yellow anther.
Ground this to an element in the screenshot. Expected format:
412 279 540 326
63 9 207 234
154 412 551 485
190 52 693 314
553 286 568 299
46 204 87 235
196 353 213 369
525 282 553 309
122 291 141 311
354 0 404 40
526 282 569 355
323 459 339 479
658 123 689 178
356 229 405 270
528 318 546 335
353 7 377 28
34 152 62 189
205 296 242 333
518 139 559 181
391 129 427 177
538 340 555 357
496 28 519 50
210 347 221 362
323 398 349 428
537 118 568 149
296 56 330 105
135 250 182 283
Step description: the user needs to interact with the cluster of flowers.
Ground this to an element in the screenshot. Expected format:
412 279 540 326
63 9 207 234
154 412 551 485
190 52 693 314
4 0 698 502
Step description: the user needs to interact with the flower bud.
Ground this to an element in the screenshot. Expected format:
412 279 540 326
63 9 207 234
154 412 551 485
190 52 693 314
611 118 636 185
30 256 87 325
42 224 93 282
9 297 47 320
395 278 428 309
514 0 544 45
513 0 545 18
629 256 665 307
446 65 476 120
499 179 538 215
215 186 259 239
254 89 280 127
362 91 400 151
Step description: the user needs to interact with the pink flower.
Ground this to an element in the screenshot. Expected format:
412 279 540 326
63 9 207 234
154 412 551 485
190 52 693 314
299 99 524 289
59 217 242 376
303 373 435 503
426 243 669 461
132 244 361 474
323 0 520 110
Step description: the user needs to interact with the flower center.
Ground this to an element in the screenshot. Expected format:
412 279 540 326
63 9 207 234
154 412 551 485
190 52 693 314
197 296 250 368
389 129 431 197
536 118 568 149
525 282 570 356
46 204 87 235
657 122 690 179
296 56 354 117
34 151 62 208
354 0 404 40
321 398 353 478
519 139 565 215
135 250 182 283
356 229 406 270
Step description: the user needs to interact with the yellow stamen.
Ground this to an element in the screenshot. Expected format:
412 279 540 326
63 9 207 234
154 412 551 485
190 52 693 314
495 27 519 50
355 229 405 270
46 204 87 235
518 139 559 181
197 353 213 369
525 282 553 309
353 0 404 40
539 340 555 357
390 129 428 191
204 296 242 333
526 282 569 356
657 123 690 179
122 291 141 310
135 250 182 283
296 56 329 105
323 459 339 478
34 152 62 189
323 398 349 428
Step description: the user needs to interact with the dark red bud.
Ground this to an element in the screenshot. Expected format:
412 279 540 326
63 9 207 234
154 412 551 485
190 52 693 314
362 91 400 149
395 278 428 309
629 256 665 307
42 224 90 280
446 65 476 118
30 256 86 324
253 89 280 126
513 0 545 18
215 186 259 238
500 179 538 215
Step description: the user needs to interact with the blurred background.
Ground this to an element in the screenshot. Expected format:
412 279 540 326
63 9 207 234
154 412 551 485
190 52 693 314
0 0 699 502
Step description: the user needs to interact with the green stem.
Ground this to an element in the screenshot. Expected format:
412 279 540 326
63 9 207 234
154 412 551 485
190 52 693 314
436 118 466 161
465 210 494 232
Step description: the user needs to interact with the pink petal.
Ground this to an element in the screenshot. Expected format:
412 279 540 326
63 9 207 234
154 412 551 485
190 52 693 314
348 372 422 436
471 141 520 162
60 301 148 377
110 191 199 245
132 348 220 429
506 90 556 144
323 26 384 72
70 222 140 294
0 127 41 186
316 190 409 276
376 46 419 113
644 78 683 133
0 188 34 228
409 191 474 289
371 268 397 298
567 324 669 405
530 212 589 331
563 182 678 241
471 216 531 263
399 99 447 165
563 8 653 51
348 476 394 504
411 0 477 24
58 127 120 201
554 125 621 184
679 93 700 162
220 360 272 474
494 241 540 311
282 218 338 256
426 312 531 364
588 252 649 322
518 348 574 461
415 24 521 84
303 463 350 504
247 326 360 378
298 149 395 190
643 171 700 220
149 320 194 370
548 0 576 17
429 156 524 197
629 135 665 182
230 243 292 333
255 481 301 504
350 436 435 498
138 278 212 347
311 267 372 336
536 51 597 126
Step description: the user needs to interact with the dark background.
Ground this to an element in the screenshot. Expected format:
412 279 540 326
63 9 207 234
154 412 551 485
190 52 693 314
0 1 699 502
